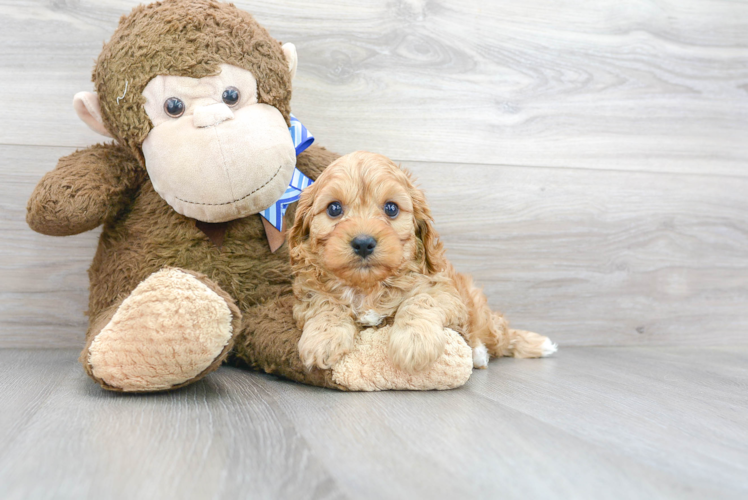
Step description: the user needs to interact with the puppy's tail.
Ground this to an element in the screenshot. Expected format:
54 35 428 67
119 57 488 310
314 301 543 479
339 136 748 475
487 313 557 359
505 328 557 358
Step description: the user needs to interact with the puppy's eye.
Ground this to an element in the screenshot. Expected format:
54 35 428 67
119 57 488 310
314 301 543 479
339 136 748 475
222 87 240 107
327 201 343 218
384 201 399 218
164 97 185 118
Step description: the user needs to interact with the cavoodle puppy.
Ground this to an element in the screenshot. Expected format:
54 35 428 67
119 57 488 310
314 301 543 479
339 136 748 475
288 151 556 373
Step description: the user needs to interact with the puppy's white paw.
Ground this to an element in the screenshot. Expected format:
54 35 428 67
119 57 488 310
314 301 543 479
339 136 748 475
541 338 558 357
359 309 385 327
472 342 489 369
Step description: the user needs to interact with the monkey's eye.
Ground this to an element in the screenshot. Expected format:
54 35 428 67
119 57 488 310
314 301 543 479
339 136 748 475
163 97 185 118
222 87 240 107
327 201 343 218
384 201 399 218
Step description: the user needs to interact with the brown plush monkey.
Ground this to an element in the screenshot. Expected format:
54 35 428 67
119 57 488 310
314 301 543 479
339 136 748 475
26 0 473 392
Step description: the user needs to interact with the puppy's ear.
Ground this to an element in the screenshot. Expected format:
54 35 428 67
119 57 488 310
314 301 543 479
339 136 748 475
288 182 318 265
409 182 446 275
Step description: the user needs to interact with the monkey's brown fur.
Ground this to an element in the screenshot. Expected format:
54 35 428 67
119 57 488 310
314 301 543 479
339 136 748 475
26 0 343 390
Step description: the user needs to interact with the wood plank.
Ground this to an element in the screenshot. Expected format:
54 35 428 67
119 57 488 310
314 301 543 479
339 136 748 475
3 145 746 347
403 160 748 346
0 350 77 453
0 350 347 500
239 347 747 499
0 0 746 175
2 347 746 499
251 379 699 499
467 346 748 496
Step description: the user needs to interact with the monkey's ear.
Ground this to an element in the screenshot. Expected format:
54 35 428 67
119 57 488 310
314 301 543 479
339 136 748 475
73 92 113 138
282 43 298 80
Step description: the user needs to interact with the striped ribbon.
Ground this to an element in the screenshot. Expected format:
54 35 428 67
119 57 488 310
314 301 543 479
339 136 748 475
259 114 315 231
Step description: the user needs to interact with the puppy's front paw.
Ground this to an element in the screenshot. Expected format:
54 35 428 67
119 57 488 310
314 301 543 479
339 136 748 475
388 321 447 373
298 323 356 371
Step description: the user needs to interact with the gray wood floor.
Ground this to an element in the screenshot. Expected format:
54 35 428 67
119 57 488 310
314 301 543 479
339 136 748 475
0 347 746 500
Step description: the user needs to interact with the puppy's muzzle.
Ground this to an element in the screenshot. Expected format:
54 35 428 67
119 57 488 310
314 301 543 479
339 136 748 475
350 235 377 258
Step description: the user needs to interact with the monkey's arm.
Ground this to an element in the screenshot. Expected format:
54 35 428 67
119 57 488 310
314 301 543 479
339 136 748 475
295 144 340 181
27 143 146 236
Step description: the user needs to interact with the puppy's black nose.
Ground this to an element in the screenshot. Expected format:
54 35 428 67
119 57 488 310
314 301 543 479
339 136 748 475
351 235 377 258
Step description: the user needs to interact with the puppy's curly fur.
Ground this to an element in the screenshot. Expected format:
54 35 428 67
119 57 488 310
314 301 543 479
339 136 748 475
289 151 556 372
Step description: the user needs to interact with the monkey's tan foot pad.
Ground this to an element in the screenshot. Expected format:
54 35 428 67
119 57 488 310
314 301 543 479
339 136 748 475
88 268 236 392
331 327 473 391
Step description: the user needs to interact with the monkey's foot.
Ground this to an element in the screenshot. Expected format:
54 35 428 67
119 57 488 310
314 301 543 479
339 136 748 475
86 268 240 392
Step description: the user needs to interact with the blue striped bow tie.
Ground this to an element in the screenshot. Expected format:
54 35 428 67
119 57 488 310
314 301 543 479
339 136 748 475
260 114 315 232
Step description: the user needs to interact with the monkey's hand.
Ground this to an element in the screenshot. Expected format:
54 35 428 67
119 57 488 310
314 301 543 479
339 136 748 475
27 143 145 236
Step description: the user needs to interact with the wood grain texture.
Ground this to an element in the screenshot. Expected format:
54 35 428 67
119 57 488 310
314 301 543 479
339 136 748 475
403 160 748 346
467 346 748 495
0 350 345 500
1 1 746 346
3 144 745 347
1 347 746 499
0 0 746 174
0 350 78 451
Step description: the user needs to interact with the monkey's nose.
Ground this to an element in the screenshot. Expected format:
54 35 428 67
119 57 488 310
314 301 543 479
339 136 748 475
193 103 234 128
351 235 377 258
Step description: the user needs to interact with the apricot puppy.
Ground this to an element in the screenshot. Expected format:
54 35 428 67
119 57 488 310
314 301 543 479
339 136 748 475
288 151 556 373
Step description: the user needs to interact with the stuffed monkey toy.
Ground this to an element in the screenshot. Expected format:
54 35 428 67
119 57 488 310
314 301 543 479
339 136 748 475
26 0 473 392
